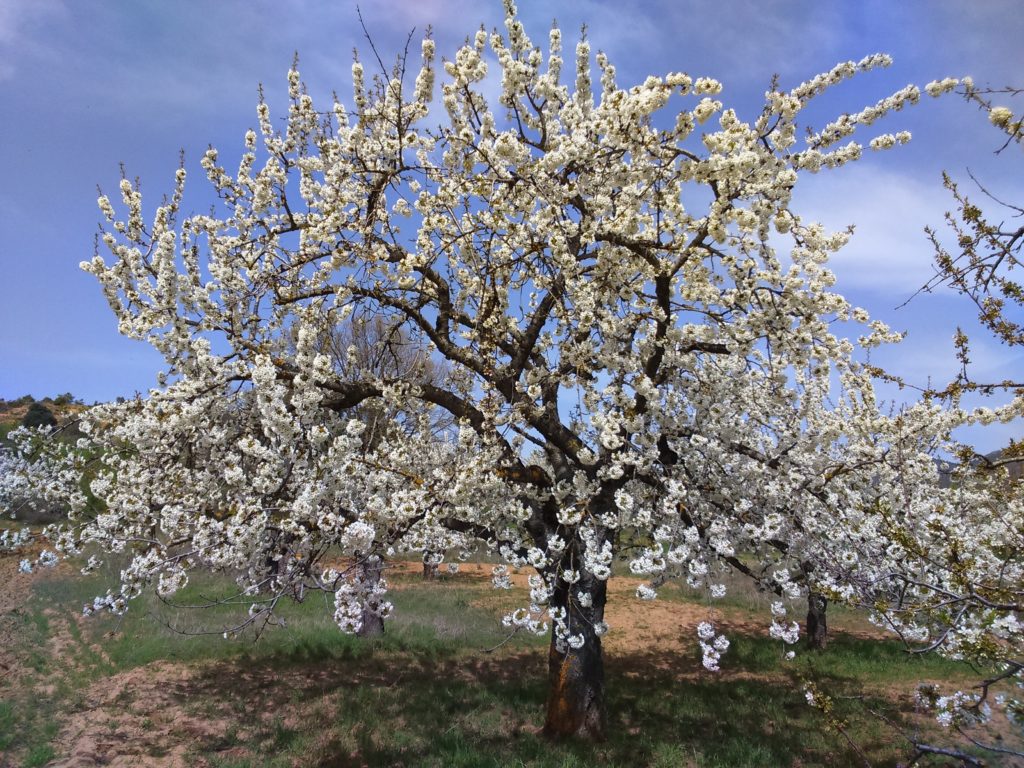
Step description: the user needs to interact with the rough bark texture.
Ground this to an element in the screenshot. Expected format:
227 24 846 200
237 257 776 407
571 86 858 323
422 560 439 581
806 591 828 650
357 555 385 638
543 574 607 741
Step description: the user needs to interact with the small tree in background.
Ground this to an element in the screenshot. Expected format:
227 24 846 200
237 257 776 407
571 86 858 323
21 402 57 430
313 314 457 635
876 82 1024 764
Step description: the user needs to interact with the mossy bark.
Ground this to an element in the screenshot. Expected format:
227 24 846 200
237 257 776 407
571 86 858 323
543 575 607 740
806 591 828 650
357 555 385 638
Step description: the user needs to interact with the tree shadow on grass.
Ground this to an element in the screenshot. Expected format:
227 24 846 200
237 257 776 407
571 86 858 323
177 639 913 768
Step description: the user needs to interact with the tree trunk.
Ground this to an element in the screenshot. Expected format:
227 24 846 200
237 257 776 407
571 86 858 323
357 555 385 638
806 591 828 650
543 574 607 740
422 557 439 581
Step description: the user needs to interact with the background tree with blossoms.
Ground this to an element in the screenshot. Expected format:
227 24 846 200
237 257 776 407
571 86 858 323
875 80 1024 764
20 2 974 741
773 78 1024 763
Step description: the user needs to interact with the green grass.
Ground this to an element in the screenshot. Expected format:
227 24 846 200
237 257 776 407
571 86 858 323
726 632 969 682
35 563 524 666
22 743 56 767
0 560 1006 767
0 603 62 765
0 701 15 751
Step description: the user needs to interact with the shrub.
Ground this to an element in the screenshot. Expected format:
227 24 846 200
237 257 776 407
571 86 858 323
21 403 57 430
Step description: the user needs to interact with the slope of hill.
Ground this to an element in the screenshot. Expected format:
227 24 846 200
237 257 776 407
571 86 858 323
0 396 90 448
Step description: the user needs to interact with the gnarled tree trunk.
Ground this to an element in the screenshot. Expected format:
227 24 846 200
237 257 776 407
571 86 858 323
357 554 385 638
806 590 828 650
543 573 607 740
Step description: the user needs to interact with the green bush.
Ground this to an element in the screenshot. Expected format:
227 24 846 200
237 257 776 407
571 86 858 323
21 402 57 430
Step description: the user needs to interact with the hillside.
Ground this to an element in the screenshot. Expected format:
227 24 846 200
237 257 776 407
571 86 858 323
0 395 89 443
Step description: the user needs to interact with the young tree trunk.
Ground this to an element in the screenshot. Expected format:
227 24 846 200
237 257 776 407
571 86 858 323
543 573 608 741
806 591 828 650
422 556 439 581
357 555 385 638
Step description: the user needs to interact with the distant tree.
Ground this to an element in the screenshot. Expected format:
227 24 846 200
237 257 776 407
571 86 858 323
805 591 828 650
21 402 57 430
841 81 1024 764
313 312 451 451
311 313 456 635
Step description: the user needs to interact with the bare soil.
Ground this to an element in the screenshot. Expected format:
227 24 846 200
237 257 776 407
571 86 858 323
0 551 35 680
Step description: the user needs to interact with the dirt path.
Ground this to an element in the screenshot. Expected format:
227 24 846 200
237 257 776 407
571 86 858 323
0 549 218 768
46 662 216 768
0 551 35 680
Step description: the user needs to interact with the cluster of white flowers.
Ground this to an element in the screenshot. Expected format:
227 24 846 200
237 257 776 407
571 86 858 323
331 562 393 635
768 601 801 645
491 565 513 590
989 105 1015 128
917 684 992 728
502 605 548 635
925 77 960 97
696 620 730 671
635 584 657 601
82 590 129 617
0 526 30 553
868 131 912 150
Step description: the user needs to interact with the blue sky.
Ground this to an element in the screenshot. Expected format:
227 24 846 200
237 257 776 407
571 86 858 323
1 0 1021 448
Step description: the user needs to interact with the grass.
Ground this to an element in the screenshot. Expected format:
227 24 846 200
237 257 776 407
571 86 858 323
22 744 56 767
32 564 522 668
0 702 14 751
725 632 968 683
0 558 1007 767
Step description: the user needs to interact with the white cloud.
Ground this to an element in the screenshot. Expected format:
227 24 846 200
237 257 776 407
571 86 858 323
515 0 847 89
794 163 960 294
0 0 60 45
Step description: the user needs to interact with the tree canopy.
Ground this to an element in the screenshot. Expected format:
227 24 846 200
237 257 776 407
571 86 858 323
4 3 1020 746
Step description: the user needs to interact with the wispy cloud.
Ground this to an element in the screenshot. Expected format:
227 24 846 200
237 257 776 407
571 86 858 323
0 0 67 81
0 0 63 45
795 163 967 294
930 0 1024 85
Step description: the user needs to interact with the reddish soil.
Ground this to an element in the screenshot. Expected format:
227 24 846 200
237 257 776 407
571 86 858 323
0 551 36 680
